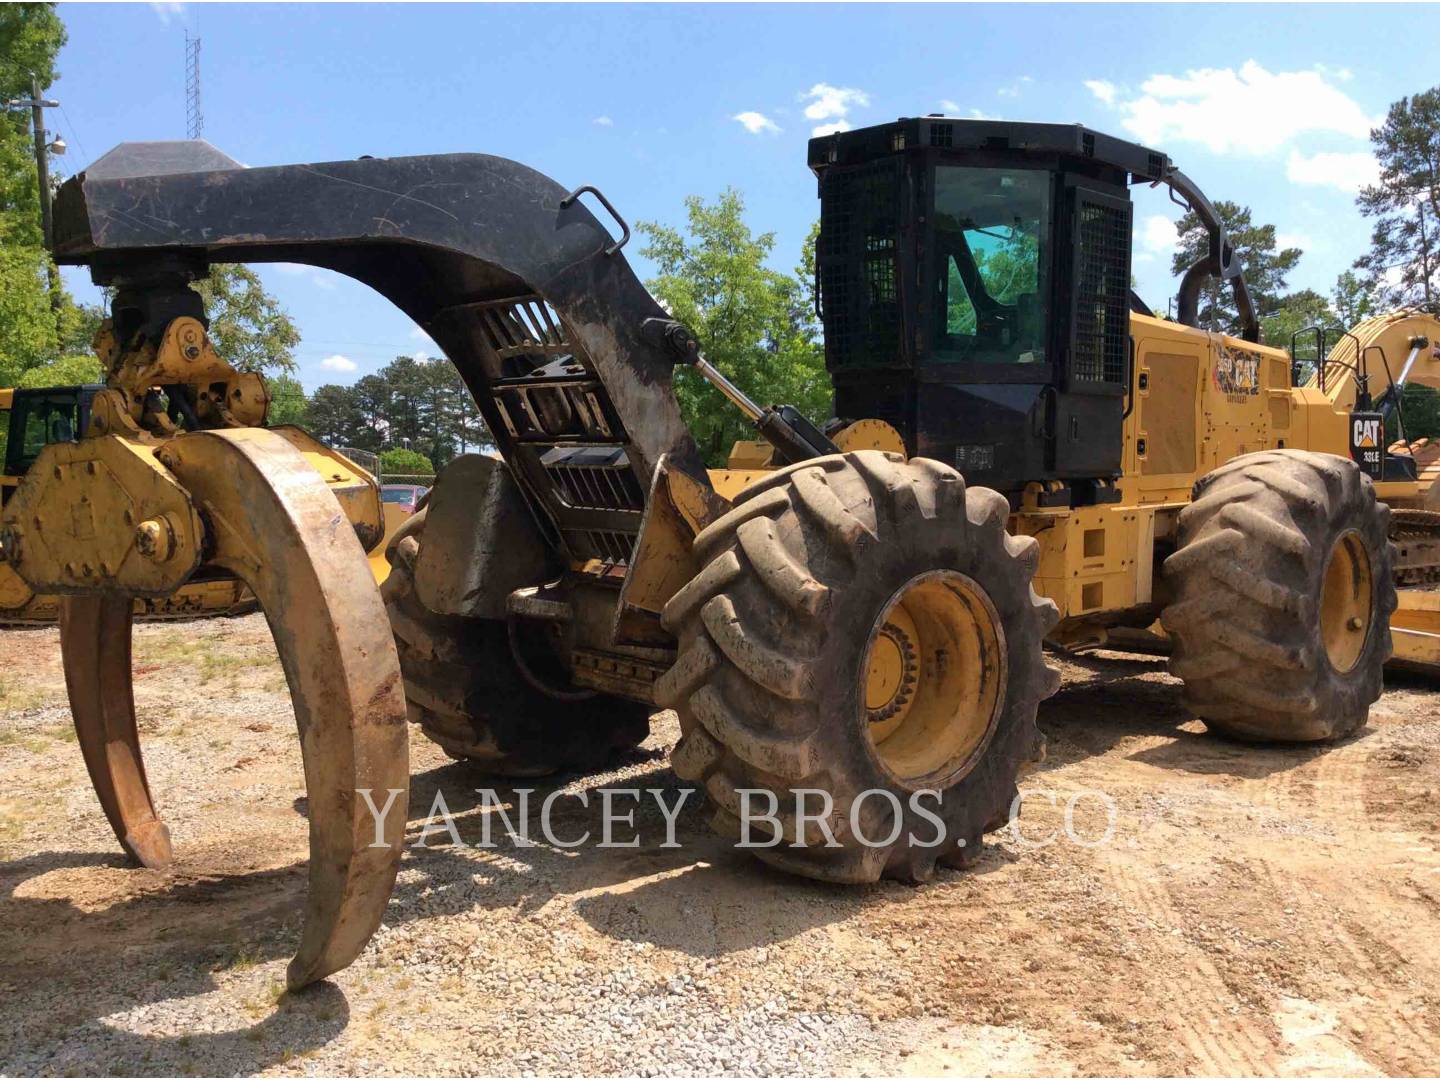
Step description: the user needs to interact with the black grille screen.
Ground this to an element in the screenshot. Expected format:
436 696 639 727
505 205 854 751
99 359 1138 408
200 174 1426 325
1071 193 1131 385
819 159 903 370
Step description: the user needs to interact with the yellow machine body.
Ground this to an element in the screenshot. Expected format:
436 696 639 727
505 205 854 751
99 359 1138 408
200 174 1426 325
666 309 1440 670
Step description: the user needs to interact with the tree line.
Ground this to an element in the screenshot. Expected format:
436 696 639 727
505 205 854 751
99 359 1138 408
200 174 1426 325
276 355 489 475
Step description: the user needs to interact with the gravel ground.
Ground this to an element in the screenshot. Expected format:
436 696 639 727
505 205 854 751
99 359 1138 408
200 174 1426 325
1 613 1438 1076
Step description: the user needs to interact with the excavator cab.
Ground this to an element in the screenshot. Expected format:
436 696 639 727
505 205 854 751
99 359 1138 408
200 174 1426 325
810 118 1168 504
1 385 101 483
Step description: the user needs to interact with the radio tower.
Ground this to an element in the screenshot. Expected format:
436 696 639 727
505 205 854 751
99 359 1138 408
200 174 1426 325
185 31 203 139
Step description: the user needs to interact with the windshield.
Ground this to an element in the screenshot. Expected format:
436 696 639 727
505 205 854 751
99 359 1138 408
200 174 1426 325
7 394 81 475
932 166 1050 366
382 487 421 504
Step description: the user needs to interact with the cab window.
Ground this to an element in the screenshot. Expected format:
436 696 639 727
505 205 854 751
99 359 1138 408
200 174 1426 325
933 167 1050 366
7 395 81 475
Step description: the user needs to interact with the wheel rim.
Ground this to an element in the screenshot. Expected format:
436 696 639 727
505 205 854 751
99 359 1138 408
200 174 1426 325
862 570 1007 788
1320 530 1374 674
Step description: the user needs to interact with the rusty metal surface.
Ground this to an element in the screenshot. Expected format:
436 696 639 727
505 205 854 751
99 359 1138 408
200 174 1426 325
159 428 409 988
60 594 173 868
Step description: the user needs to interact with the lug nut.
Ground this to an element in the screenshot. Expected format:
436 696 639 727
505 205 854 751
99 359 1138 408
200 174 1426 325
1347 616 1364 631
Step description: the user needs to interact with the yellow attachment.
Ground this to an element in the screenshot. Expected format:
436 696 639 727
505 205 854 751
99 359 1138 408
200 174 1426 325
831 418 906 456
0 435 203 596
1320 530 1375 674
862 570 1007 787
725 440 776 469
94 315 270 434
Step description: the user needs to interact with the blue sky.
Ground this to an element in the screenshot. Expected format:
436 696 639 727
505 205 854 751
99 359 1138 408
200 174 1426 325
47 2 1438 390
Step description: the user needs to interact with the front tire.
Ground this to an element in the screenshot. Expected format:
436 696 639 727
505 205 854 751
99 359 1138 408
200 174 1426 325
383 538 651 775
655 451 1059 883
1161 450 1396 742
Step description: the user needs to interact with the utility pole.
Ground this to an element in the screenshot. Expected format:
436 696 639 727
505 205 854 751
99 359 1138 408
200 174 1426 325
4 73 65 300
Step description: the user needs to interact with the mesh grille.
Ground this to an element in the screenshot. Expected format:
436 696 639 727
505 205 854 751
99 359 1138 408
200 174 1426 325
1072 197 1131 384
542 449 644 512
819 159 902 370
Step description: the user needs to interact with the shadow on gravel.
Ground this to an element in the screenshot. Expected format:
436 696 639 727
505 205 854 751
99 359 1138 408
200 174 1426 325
0 848 357 1073
1033 648 1365 779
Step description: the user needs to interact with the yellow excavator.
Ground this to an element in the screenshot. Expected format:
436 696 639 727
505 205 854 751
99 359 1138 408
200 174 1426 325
2 121 1438 988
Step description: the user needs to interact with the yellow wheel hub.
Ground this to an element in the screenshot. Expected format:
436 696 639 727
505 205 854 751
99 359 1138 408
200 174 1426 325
862 571 1007 788
1320 530 1374 674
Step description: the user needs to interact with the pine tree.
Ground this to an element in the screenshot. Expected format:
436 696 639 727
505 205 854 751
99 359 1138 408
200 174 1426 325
1354 88 1440 314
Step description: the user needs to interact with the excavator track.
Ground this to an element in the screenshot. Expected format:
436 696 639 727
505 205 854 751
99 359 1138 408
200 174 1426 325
1391 509 1440 587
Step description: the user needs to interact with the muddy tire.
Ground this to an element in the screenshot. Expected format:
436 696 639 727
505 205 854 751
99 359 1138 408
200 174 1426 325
382 541 650 776
655 451 1059 883
1161 450 1396 742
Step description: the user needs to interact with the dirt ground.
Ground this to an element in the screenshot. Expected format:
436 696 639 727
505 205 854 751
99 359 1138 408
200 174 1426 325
0 613 1438 1077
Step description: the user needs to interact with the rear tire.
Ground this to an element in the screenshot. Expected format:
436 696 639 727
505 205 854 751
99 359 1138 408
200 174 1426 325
655 451 1059 883
382 539 651 775
1161 450 1396 742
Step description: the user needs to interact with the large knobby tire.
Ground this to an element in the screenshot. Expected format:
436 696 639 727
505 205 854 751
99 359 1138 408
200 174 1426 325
654 450 1059 884
382 539 651 775
1161 449 1396 742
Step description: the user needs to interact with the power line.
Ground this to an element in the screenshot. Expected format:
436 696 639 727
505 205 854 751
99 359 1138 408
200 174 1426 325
56 102 88 164
185 31 202 140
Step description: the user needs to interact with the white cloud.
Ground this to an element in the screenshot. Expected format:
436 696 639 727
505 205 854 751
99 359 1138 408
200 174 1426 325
939 99 961 114
593 116 613 127
1084 79 1118 106
410 350 432 363
1140 214 1179 258
1286 149 1380 193
997 75 1034 99
319 354 358 373
273 263 336 290
732 111 781 136
800 83 869 135
801 83 869 121
1274 230 1312 252
1096 61 1376 155
968 109 1000 122
150 2 185 25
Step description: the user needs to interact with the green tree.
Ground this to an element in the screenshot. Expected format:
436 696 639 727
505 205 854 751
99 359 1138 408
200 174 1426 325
1262 288 1338 350
1355 87 1440 314
266 373 309 427
1332 269 1376 328
1396 385 1440 441
1171 201 1302 335
640 190 829 464
193 265 301 375
379 446 434 477
14 351 100 387
0 5 98 382
0 4 64 252
306 384 368 448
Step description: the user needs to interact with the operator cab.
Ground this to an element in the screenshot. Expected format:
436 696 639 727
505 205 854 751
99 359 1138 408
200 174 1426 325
810 118 1169 505
1 386 101 498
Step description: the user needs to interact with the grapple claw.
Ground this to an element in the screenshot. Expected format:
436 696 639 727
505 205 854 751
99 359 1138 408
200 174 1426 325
160 428 410 988
59 594 174 870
